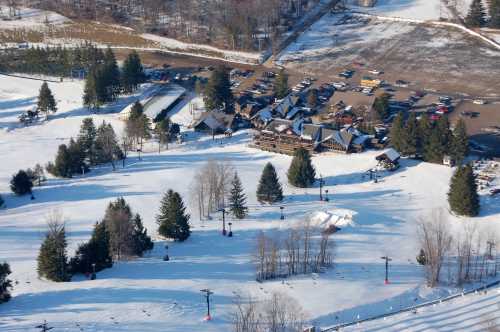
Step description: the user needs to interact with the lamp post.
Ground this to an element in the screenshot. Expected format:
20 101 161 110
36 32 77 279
163 244 170 261
219 208 227 236
200 289 214 321
91 263 96 280
381 256 392 284
228 222 233 237
325 189 329 202
319 174 325 201
280 206 285 220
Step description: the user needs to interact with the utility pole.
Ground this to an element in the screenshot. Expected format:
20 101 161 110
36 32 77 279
200 289 214 321
319 174 325 201
219 208 227 236
487 241 496 260
381 256 392 284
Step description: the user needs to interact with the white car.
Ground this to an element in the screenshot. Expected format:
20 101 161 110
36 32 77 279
368 69 382 75
473 99 487 105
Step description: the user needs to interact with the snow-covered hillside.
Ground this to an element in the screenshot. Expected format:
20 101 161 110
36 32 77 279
0 75 499 331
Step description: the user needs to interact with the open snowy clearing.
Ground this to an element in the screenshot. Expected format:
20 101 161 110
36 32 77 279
277 12 500 96
0 75 499 331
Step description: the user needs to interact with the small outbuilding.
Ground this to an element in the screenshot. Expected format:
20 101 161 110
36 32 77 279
376 148 401 171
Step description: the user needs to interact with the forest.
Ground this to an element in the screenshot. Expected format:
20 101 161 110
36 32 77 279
6 0 323 51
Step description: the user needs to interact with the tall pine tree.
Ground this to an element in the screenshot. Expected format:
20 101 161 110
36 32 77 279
257 163 283 204
390 112 405 153
157 190 191 241
229 172 248 219
450 119 469 165
70 221 112 274
403 113 419 157
490 0 500 28
448 164 480 217
0 262 12 303
121 51 145 93
287 148 316 188
274 69 289 99
37 221 70 282
77 118 97 164
466 0 487 27
132 214 154 256
203 65 233 112
103 47 121 100
37 82 57 120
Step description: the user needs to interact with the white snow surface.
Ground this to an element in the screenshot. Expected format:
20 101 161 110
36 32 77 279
349 0 449 21
0 6 70 28
0 75 499 331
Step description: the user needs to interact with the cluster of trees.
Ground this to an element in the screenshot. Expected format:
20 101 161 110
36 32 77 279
256 219 334 281
47 118 123 178
466 0 500 28
37 200 154 281
0 44 106 77
204 66 233 112
391 115 469 164
232 292 306 332
9 164 46 196
0 262 12 304
417 210 498 287
31 0 322 52
83 49 145 110
448 164 480 217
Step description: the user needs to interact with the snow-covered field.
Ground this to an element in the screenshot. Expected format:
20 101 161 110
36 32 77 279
0 6 70 28
0 75 499 331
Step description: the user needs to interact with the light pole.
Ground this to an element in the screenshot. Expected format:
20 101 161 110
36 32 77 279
219 208 227 236
200 289 214 321
325 189 329 202
319 174 325 201
163 244 170 261
91 263 96 280
280 206 285 220
381 256 392 284
228 222 233 237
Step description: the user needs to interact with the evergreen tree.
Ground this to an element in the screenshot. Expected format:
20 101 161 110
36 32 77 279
155 118 171 152
83 69 98 109
287 148 316 188
0 194 4 208
274 69 289 99
10 170 33 195
424 127 446 163
0 262 12 303
37 222 70 282
448 164 480 217
157 190 191 241
403 113 419 157
373 93 391 121
490 0 500 28
203 65 233 112
121 51 145 93
390 112 405 153
450 119 469 165
229 172 248 219
77 118 97 164
48 144 72 178
103 47 121 100
466 0 487 27
418 115 432 156
132 214 154 256
67 138 87 175
70 221 112 274
94 122 123 169
37 82 57 120
257 163 283 203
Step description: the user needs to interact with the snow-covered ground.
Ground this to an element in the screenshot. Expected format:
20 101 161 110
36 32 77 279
0 6 70 28
0 75 499 331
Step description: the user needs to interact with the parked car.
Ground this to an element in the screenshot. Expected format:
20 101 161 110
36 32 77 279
473 99 487 105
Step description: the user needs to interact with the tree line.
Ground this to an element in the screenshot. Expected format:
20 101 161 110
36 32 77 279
391 114 469 165
28 0 322 52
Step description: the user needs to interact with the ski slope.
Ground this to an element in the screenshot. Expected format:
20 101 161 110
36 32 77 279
0 75 499 331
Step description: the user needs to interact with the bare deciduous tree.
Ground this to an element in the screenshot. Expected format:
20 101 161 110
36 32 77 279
417 209 453 287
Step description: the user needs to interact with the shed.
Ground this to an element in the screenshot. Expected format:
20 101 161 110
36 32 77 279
376 148 401 170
